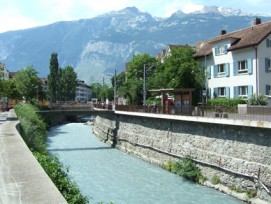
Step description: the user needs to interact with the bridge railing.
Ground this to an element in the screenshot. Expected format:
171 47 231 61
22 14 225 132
49 103 94 111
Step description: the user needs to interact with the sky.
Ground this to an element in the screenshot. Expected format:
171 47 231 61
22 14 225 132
1 0 271 33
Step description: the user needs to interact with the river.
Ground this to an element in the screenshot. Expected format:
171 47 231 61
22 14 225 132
47 123 243 204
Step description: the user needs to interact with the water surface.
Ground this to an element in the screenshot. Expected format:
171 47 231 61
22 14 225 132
47 123 243 204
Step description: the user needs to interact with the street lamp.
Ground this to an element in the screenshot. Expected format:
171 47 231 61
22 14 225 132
143 64 155 106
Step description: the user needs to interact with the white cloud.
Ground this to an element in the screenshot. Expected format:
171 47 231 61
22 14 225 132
182 2 204 13
0 7 38 33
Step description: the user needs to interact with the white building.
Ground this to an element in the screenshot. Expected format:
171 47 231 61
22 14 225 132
75 80 92 102
0 63 9 80
195 18 271 99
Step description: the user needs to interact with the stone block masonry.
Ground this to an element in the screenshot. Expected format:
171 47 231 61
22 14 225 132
93 111 271 203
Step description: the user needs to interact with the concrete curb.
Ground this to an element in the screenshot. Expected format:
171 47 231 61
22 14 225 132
0 110 67 203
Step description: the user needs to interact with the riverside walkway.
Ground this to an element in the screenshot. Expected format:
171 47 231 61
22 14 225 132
0 110 66 204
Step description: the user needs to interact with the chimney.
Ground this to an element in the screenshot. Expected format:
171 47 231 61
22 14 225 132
220 30 226 35
253 17 261 25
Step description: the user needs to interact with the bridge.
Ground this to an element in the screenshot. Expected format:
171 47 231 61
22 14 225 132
37 103 271 127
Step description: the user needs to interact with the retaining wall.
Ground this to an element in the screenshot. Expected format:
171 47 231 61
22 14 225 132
93 111 271 203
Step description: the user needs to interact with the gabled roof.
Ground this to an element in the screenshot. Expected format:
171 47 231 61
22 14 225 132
195 20 271 58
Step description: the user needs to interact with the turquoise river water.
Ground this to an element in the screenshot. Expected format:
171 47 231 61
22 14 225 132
47 123 244 204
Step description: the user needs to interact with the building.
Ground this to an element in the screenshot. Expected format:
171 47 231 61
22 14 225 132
156 44 189 63
195 18 271 99
40 78 92 103
0 63 9 80
75 80 92 102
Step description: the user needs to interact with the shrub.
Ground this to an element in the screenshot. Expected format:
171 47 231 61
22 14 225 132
228 185 244 193
174 157 203 182
208 98 246 108
15 103 89 204
211 175 220 185
33 152 89 204
248 93 268 106
246 190 257 198
15 103 47 153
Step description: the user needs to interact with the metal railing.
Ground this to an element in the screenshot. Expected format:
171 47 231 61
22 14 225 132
43 103 271 122
115 105 271 122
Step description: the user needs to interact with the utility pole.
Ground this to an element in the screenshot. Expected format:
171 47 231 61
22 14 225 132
114 69 117 110
143 64 155 106
143 64 146 106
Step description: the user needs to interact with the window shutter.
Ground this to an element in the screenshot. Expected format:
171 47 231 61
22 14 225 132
233 61 238 76
266 85 270 95
247 59 253 74
213 88 218 98
208 88 211 98
224 45 228 54
214 47 218 56
214 65 218 78
266 39 270 48
226 87 230 98
248 85 253 98
207 66 211 79
234 86 238 98
225 63 230 77
265 58 270 72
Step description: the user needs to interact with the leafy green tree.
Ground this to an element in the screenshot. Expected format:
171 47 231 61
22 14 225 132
1 79 21 102
164 47 199 88
48 53 59 102
124 53 158 105
91 82 102 101
57 66 77 101
13 66 42 102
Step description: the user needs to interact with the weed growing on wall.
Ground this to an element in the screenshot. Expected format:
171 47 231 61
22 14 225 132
211 175 221 185
15 103 89 204
163 157 204 182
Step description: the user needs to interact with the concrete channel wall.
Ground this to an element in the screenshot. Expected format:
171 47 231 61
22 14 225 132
0 110 67 204
93 111 271 203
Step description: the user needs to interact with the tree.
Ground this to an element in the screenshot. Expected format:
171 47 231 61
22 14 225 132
48 53 59 102
13 66 42 102
124 53 158 105
57 66 77 101
164 47 199 88
1 79 21 102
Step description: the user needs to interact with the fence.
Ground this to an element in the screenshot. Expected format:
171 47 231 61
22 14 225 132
115 104 271 122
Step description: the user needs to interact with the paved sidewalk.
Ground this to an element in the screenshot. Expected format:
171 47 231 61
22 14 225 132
0 109 67 204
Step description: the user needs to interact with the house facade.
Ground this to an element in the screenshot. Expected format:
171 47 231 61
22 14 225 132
195 18 271 99
75 80 92 102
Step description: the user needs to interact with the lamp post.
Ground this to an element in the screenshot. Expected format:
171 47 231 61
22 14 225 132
143 64 155 106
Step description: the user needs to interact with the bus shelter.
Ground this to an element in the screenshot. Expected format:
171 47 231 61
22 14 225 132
148 88 195 114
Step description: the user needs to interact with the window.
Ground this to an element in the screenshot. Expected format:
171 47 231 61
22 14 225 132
218 64 225 73
214 87 230 98
234 85 253 98
238 60 247 73
266 85 271 95
265 58 271 72
214 63 229 78
233 59 253 75
238 86 248 97
218 87 226 97
214 45 228 55
266 39 271 48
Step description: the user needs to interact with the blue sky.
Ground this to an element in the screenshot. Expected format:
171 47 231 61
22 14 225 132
1 0 271 33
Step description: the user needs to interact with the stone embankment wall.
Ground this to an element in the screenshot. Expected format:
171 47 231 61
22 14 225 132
93 112 271 202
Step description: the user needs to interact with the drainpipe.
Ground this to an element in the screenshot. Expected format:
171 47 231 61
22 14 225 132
254 47 259 96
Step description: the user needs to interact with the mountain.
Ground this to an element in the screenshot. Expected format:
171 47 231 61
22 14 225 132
0 6 271 84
